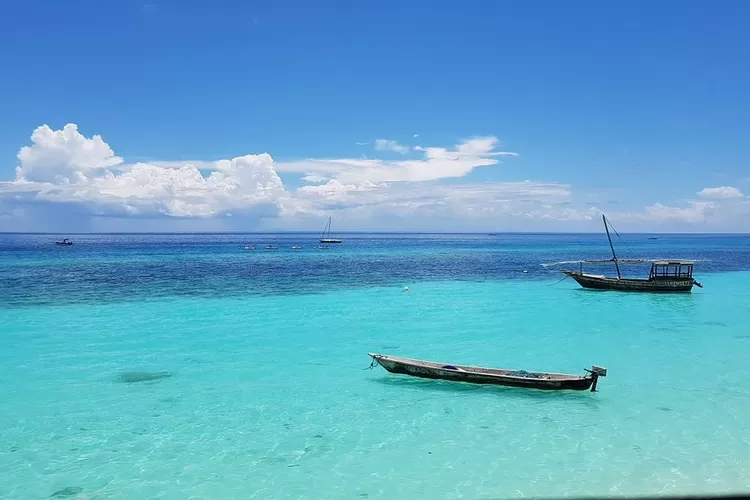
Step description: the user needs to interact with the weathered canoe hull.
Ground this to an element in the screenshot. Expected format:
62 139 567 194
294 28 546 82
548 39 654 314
369 354 598 391
563 271 694 292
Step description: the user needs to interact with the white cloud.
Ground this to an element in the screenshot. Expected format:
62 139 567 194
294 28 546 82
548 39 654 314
292 179 574 222
640 201 717 223
16 124 123 183
6 124 286 218
521 207 599 221
7 123 746 232
374 139 409 154
697 186 744 199
1 125 529 226
608 186 750 229
277 136 517 185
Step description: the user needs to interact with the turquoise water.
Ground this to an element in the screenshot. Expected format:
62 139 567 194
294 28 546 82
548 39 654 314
2 234 750 498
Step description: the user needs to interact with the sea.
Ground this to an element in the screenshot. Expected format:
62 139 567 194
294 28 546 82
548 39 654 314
1 232 749 499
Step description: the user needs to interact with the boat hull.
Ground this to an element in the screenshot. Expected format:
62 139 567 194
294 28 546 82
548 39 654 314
563 271 694 292
369 354 596 391
319 239 342 243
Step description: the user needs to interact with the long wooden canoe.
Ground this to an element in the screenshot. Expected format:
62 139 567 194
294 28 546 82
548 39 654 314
368 353 607 392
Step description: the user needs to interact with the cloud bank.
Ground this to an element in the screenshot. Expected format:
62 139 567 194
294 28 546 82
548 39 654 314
1 123 748 231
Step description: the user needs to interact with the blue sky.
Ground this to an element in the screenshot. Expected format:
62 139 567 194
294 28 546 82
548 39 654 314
1 0 748 232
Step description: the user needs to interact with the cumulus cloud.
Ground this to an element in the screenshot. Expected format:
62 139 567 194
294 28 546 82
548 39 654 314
697 186 744 199
7 123 745 232
6 124 286 218
374 139 409 154
1 125 531 226
16 124 123 183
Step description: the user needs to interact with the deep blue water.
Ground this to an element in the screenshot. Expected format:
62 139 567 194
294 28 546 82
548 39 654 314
1 233 748 307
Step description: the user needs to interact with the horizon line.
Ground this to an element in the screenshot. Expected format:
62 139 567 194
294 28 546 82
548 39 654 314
2 231 750 236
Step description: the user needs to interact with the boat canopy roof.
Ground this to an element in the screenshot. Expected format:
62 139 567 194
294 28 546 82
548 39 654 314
651 260 695 265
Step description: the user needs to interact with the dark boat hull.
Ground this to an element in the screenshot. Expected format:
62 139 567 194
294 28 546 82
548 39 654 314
563 271 694 292
370 354 597 391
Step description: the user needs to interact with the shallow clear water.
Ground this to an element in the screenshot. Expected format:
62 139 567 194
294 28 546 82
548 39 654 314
1 233 749 499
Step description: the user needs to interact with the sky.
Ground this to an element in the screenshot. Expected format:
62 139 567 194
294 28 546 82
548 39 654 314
0 0 748 233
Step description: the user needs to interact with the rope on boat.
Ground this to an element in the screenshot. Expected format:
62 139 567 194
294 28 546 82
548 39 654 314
547 274 569 286
364 358 377 370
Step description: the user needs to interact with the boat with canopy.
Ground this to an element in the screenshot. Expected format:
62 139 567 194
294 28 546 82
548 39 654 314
548 214 703 292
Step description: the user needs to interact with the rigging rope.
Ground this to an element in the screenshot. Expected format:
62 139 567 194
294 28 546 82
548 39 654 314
606 217 623 241
547 274 570 286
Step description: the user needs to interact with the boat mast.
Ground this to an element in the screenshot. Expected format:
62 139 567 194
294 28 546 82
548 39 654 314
602 214 621 279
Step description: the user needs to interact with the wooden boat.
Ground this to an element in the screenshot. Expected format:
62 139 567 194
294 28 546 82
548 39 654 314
368 353 607 392
558 215 702 292
319 216 342 244
562 261 699 292
55 238 73 246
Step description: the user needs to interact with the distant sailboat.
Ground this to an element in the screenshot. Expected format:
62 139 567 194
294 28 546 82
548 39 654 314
319 216 342 244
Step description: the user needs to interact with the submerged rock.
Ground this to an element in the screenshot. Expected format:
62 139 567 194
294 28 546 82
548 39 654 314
117 371 172 384
51 486 83 497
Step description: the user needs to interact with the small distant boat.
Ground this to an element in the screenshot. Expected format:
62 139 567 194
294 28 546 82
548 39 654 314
55 238 73 246
319 216 342 244
291 245 303 250
556 215 702 292
265 244 278 250
368 353 607 392
244 245 256 250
